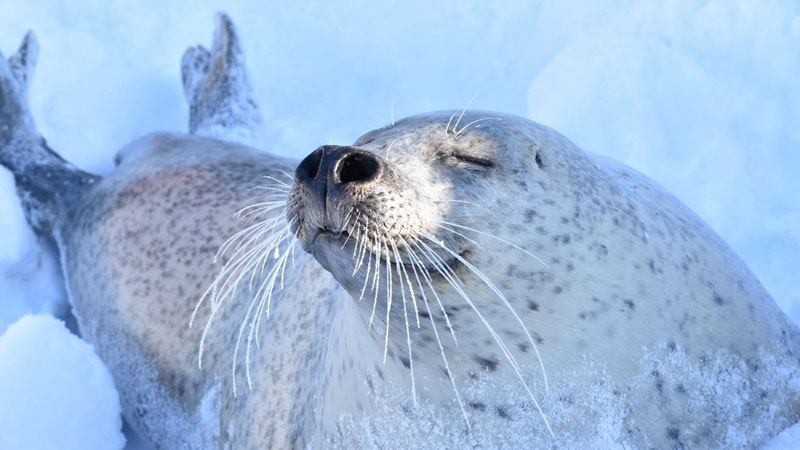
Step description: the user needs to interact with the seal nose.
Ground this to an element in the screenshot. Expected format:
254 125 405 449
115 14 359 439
295 145 381 187
294 145 384 228
296 145 382 186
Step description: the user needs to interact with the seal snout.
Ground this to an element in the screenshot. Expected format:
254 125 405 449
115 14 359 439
293 145 384 234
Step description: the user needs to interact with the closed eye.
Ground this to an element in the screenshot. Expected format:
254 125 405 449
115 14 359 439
450 152 495 168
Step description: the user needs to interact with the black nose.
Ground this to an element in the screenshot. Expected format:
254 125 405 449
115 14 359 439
295 145 382 187
294 146 383 225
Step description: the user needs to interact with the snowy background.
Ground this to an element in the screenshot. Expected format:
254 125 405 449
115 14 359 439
0 0 798 448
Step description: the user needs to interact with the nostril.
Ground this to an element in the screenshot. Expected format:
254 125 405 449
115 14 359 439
296 147 324 181
337 152 380 184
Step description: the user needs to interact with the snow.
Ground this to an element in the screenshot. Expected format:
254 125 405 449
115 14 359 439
765 422 800 450
0 1 798 449
0 171 67 335
527 0 800 323
0 314 125 450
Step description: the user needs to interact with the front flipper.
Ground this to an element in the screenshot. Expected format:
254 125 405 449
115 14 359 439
181 13 264 148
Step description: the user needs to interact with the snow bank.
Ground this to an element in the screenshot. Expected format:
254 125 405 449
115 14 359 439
0 314 125 450
0 171 67 335
527 0 800 321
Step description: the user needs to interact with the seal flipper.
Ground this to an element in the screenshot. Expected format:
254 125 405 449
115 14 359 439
181 13 264 148
0 32 99 236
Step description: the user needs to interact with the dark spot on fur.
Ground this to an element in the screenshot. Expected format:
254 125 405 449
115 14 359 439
667 341 677 352
473 355 499 372
623 299 635 310
651 369 664 393
518 343 530 353
535 151 544 169
468 401 486 412
713 292 725 306
527 301 539 311
553 286 563 294
666 427 680 441
496 406 511 420
400 357 411 369
648 259 656 273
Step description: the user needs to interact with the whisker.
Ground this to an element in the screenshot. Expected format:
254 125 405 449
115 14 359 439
451 94 478 136
358 231 374 301
454 117 501 137
390 239 417 405
389 238 420 328
419 231 553 436
436 224 484 249
339 207 356 237
441 220 548 267
406 242 458 346
261 175 292 188
342 211 361 250
383 240 393 364
404 246 470 429
276 168 295 182
445 110 458 135
368 225 382 328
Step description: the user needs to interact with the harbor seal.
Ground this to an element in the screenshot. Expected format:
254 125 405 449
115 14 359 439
2 14 799 450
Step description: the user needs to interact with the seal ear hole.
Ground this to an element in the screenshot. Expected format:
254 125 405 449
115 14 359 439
535 151 544 169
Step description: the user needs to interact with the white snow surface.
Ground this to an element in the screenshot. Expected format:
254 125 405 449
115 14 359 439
0 1 798 449
0 314 125 450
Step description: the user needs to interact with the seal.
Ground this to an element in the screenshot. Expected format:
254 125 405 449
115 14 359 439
2 14 799 450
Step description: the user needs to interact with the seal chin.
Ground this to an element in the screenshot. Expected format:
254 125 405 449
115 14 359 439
302 229 370 293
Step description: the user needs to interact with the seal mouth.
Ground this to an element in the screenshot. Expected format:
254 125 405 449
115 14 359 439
309 226 342 245
308 225 465 278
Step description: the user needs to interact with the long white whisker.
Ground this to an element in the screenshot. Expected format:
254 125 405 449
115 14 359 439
407 242 459 346
261 175 292 188
383 240 393 364
405 246 470 429
452 93 479 135
390 239 417 405
276 169 295 181
191 217 286 337
420 232 553 435
454 117 502 137
368 225 382 327
436 224 484 249
441 220 548 267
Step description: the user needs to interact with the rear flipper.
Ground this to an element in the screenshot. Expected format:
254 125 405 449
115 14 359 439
0 32 99 237
182 13 264 148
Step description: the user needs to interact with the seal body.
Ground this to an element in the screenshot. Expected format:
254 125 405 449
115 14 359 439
2 16 799 450
285 110 800 449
